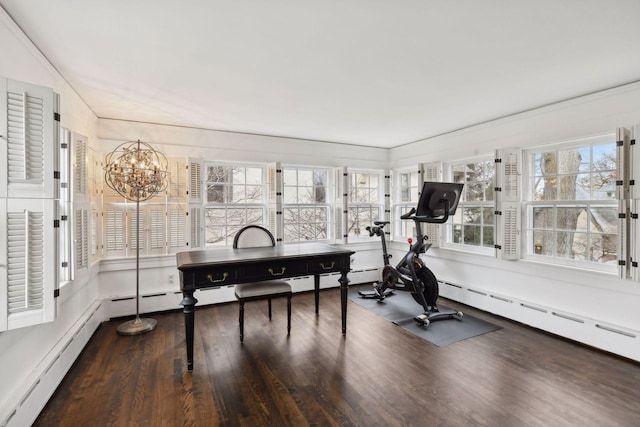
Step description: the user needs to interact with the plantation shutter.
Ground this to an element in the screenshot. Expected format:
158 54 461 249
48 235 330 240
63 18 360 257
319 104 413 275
383 169 391 223
148 205 166 255
90 203 101 258
168 158 187 201
74 203 89 272
188 205 203 249
168 205 186 253
72 132 88 201
334 166 348 244
0 198 57 331
104 205 127 257
495 149 522 260
129 206 146 253
267 162 283 243
188 159 202 203
422 162 442 247
631 125 639 282
0 78 58 199
616 127 631 279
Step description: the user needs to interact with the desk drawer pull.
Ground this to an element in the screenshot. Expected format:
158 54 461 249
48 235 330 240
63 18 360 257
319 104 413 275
207 272 228 283
320 261 335 270
268 267 286 277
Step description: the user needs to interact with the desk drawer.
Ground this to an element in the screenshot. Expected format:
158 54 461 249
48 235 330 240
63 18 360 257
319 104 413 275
308 257 349 274
242 260 308 281
193 267 238 287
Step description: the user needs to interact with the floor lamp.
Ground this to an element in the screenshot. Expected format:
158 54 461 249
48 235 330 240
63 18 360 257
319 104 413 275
104 140 169 335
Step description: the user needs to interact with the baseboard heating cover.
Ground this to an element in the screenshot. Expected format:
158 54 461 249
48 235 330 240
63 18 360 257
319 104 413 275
1 301 103 427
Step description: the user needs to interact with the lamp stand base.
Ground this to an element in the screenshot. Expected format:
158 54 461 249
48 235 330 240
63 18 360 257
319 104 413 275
117 317 157 336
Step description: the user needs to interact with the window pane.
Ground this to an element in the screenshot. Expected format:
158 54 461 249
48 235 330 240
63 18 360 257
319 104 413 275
532 230 554 255
283 169 297 185
463 225 481 246
590 233 617 263
556 207 585 231
589 207 617 233
298 170 313 186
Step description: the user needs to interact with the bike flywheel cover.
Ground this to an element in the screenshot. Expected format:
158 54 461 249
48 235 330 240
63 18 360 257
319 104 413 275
382 265 399 286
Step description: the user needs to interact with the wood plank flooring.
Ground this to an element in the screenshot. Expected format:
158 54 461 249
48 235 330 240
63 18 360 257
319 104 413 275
34 288 640 426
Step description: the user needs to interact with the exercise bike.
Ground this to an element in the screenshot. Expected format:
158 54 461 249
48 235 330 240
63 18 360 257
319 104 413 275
359 181 464 326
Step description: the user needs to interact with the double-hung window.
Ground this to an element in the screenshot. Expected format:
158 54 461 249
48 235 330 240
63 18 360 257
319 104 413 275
347 170 383 239
523 135 618 271
393 168 421 240
282 166 331 242
203 163 266 246
445 158 495 253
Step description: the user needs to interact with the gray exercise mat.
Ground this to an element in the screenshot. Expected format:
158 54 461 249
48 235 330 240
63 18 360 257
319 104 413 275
349 284 501 347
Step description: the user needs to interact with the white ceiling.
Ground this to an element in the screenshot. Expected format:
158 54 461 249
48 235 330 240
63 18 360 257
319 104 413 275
2 0 639 148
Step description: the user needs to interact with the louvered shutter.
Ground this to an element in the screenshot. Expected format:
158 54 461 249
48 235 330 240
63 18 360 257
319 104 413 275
267 162 282 243
103 205 127 257
147 205 166 255
495 149 522 260
74 203 89 271
168 205 186 253
1 78 57 199
129 206 146 253
167 158 187 201
334 166 348 243
188 205 203 249
631 199 639 282
90 202 101 259
383 170 391 223
188 159 202 203
616 127 631 278
72 132 88 202
631 125 639 282
0 198 57 331
422 162 443 247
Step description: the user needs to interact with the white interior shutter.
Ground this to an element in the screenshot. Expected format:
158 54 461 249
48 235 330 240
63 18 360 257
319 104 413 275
168 205 186 252
167 158 187 201
383 169 391 223
495 148 522 260
334 166 348 244
267 162 282 242
147 205 166 254
72 132 88 202
104 205 127 257
188 205 203 250
2 78 57 199
631 199 639 282
74 203 89 271
129 206 146 253
188 159 202 203
90 202 101 259
422 162 442 247
616 127 631 278
1 198 57 331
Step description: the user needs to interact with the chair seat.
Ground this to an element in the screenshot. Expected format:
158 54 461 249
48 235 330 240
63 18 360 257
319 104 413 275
234 280 291 299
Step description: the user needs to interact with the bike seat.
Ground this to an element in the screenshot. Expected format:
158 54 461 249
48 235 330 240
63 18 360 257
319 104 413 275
373 220 390 226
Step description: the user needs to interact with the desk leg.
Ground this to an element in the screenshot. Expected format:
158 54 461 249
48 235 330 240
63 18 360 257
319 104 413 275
314 274 320 314
180 291 198 371
339 270 350 334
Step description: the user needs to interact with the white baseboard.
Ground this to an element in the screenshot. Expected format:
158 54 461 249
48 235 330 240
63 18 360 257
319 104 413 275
2 302 103 427
103 268 382 319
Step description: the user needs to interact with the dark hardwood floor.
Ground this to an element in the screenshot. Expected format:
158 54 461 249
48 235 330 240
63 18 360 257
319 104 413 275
34 287 640 426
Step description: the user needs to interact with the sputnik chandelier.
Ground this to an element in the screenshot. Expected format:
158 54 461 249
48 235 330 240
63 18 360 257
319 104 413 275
104 140 169 201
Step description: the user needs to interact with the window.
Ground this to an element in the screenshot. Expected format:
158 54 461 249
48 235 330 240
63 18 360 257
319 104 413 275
282 167 331 242
347 171 383 238
524 136 618 270
393 169 421 239
204 163 266 246
445 159 495 252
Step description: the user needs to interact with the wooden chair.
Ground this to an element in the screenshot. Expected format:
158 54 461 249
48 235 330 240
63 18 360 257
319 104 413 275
233 225 292 342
